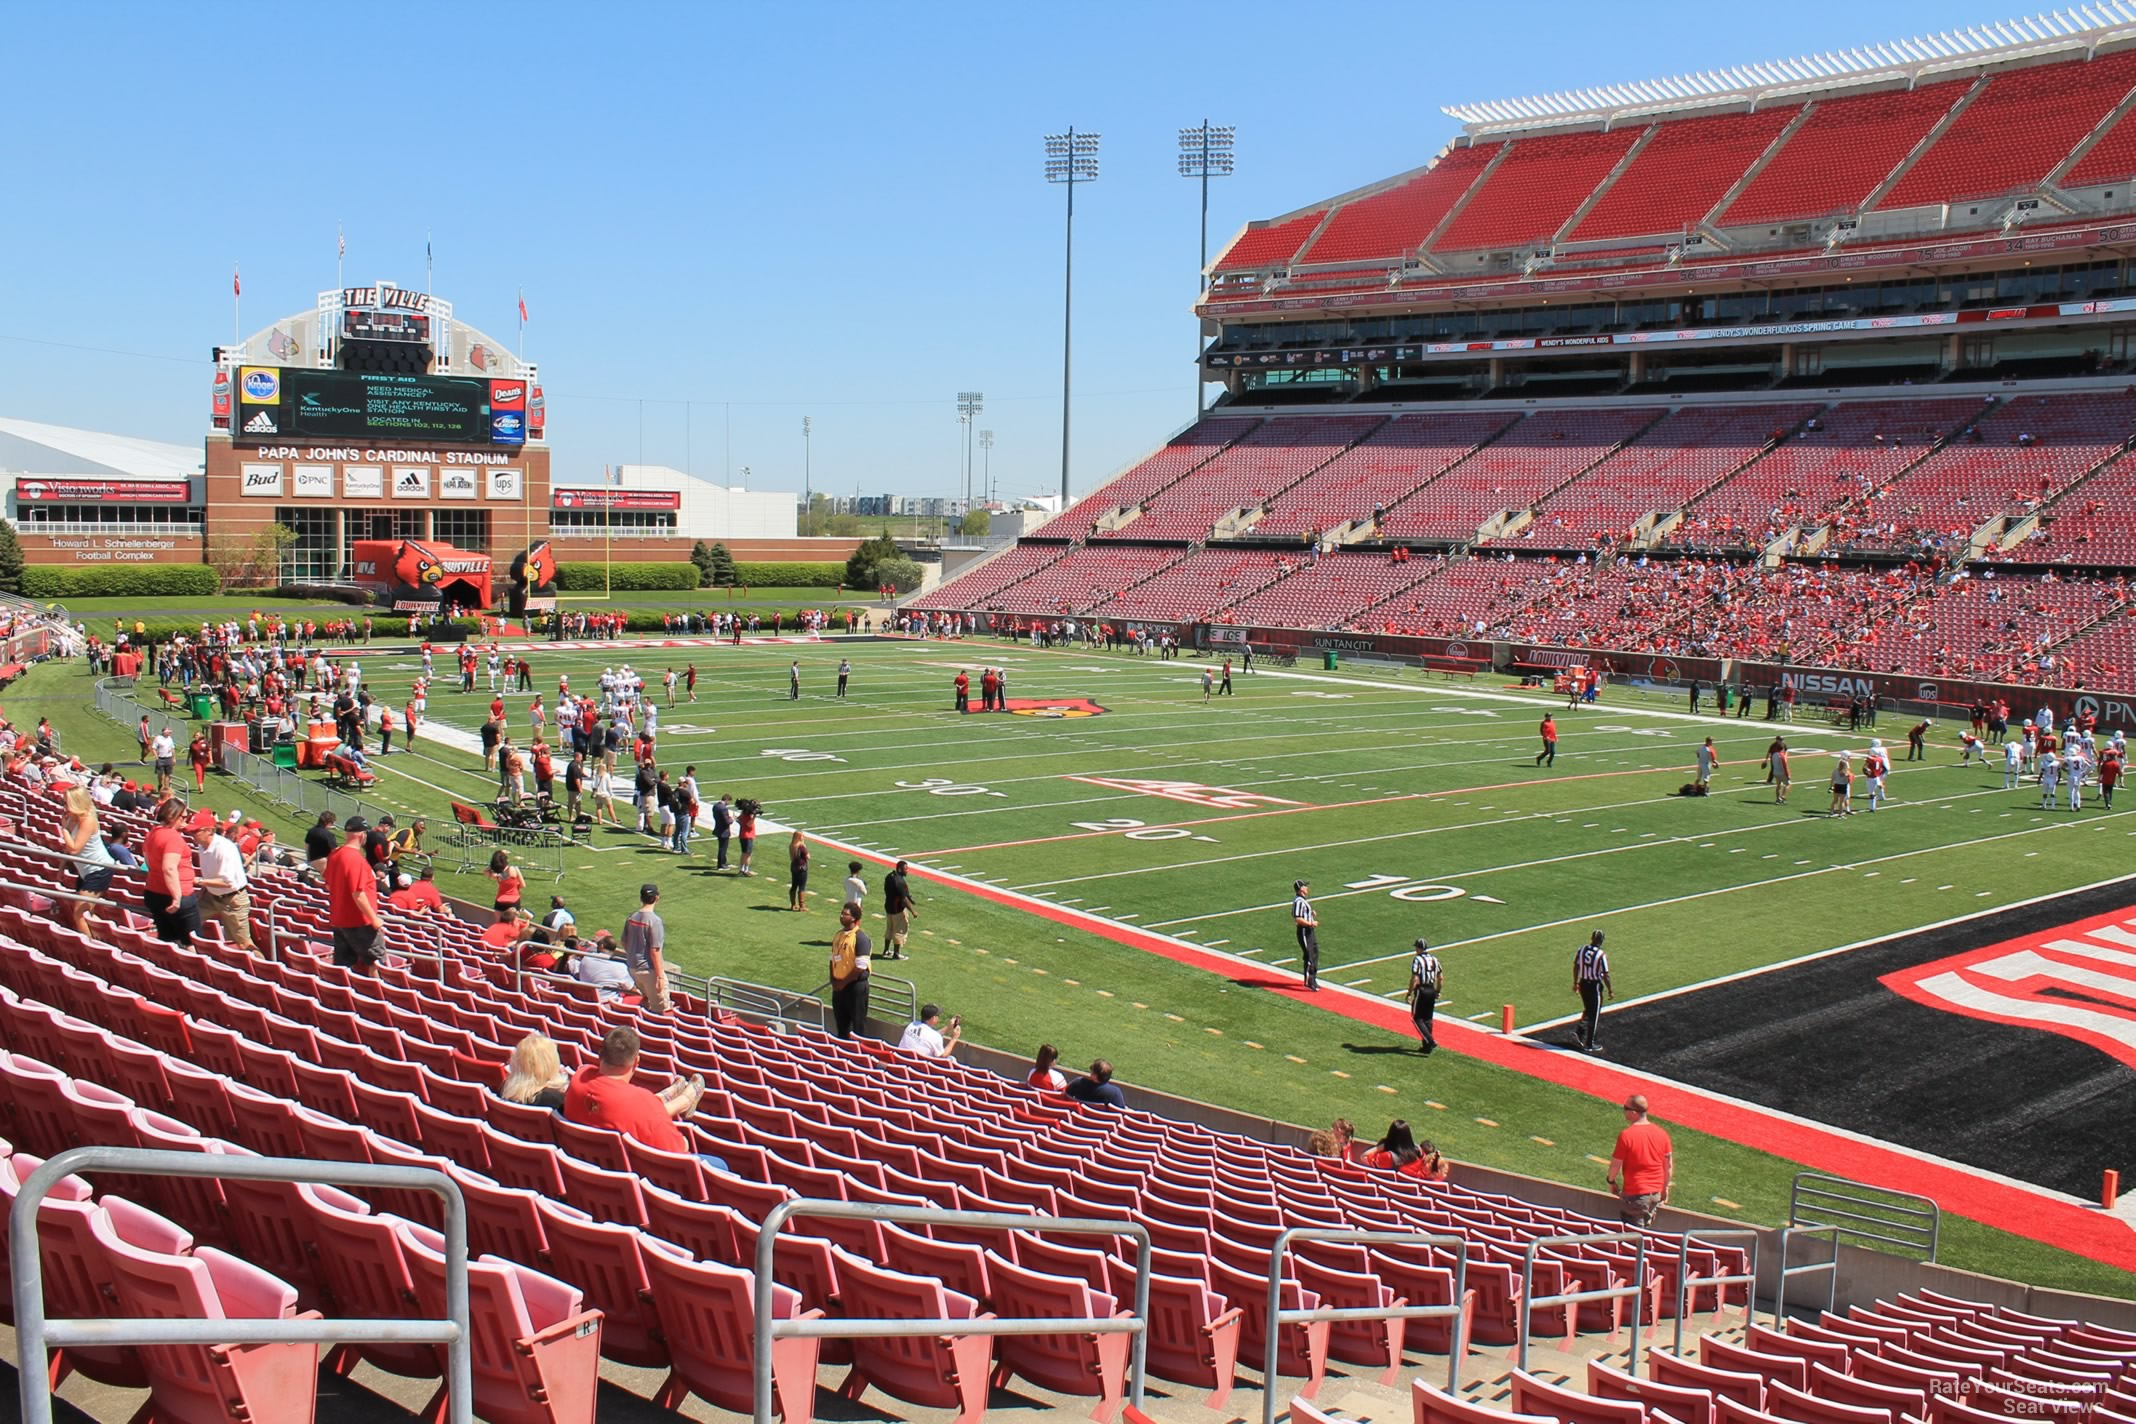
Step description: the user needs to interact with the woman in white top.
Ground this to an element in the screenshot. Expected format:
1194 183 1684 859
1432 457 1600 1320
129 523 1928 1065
590 764 622 826
1027 1042 1069 1093
60 787 117 936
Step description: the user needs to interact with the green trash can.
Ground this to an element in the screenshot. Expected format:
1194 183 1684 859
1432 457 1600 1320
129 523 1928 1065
272 743 299 769
189 692 216 720
1323 649 1340 670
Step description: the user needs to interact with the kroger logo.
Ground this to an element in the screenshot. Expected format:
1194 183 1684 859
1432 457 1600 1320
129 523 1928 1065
241 369 279 401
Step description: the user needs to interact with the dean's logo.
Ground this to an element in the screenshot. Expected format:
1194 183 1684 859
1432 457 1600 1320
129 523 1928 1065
1883 906 2136 1071
1004 696 1107 719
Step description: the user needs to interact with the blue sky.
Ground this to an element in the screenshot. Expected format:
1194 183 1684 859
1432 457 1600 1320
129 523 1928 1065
2 1 1977 504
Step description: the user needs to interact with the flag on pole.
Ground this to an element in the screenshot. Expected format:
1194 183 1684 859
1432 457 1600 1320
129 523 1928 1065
337 226 345 260
518 290 528 324
232 266 241 297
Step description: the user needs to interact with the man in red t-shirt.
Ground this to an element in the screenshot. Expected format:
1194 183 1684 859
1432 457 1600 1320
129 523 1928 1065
325 815 385 971
562 1027 709 1158
142 799 203 944
1606 1094 1673 1228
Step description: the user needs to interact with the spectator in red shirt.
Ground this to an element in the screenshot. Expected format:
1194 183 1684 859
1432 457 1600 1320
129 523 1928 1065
386 871 444 915
326 815 385 971
562 1027 718 1163
142 798 202 945
1607 1094 1674 1228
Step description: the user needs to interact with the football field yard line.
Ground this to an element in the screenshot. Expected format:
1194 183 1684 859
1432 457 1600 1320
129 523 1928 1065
1331 806 2136 975
1143 777 2032 929
898 756 1792 858
1516 867 2136 1031
1012 761 1980 892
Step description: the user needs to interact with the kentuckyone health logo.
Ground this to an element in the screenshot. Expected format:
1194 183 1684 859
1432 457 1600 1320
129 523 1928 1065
1883 907 2136 1070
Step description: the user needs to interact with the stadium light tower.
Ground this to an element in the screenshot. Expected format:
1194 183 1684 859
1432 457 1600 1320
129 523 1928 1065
1045 128 1099 507
1179 122 1235 417
979 428 995 505
957 392 984 522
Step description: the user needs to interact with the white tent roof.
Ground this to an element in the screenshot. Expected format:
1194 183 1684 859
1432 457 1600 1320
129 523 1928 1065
0 417 200 482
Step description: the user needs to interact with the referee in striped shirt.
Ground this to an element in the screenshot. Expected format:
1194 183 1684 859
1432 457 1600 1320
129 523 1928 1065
1409 938 1442 1054
1291 880 1319 991
1572 931 1612 1053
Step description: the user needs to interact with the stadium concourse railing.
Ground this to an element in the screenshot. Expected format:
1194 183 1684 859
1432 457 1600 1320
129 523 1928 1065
1517 1231 1649 1374
9 1147 474 1424
752 1199 1152 1424
1673 1226 1761 1354
89 675 571 883
1778 1173 1941 1320
1263 1227 1471 1424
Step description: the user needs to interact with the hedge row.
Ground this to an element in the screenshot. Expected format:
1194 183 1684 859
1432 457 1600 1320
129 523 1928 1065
554 562 701 592
25 566 220 599
731 561 847 587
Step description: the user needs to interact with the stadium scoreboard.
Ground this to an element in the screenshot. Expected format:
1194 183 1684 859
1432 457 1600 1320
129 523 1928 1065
236 367 526 446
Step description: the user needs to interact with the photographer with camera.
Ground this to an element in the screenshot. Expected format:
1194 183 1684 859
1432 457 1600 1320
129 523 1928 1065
897 1003 962 1059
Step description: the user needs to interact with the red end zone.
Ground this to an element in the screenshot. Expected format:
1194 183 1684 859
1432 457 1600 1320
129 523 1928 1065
1883 905 2136 1072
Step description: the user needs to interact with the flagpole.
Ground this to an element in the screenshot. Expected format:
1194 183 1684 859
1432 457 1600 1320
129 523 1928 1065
517 288 525 363
336 223 344 294
232 264 240 349
426 230 433 297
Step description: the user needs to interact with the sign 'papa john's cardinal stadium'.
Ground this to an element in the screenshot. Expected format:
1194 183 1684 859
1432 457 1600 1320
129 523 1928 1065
205 280 554 601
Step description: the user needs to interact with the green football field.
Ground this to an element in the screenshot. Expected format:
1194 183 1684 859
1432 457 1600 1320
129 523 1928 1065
49 637 2136 1299
393 636 2129 1026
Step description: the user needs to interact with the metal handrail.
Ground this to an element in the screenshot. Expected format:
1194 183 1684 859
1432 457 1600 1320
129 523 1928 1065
1789 1172 1940 1260
1670 1227 1761 1353
803 971 919 1031
751 1199 1150 1424
1517 1230 1649 1373
1262 1227 1470 1424
679 972 830 1032
1775 1223 1843 1323
11 1147 473 1424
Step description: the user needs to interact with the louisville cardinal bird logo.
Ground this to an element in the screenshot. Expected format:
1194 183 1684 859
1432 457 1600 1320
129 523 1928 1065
522 541 558 590
392 540 449 588
1004 696 1107 719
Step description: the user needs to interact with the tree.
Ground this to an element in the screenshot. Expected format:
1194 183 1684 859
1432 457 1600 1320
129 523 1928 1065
843 530 903 589
876 557 924 595
805 493 833 536
0 520 23 594
704 541 738 586
205 524 299 591
690 540 717 585
958 507 991 538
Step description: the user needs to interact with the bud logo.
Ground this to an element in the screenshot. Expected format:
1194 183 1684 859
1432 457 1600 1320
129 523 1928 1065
1883 906 2136 1070
239 367 280 403
242 410 279 434
1003 697 1108 719
239 465 283 496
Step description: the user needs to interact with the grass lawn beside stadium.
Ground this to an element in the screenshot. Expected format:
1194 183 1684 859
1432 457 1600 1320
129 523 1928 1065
57 587 876 622
38 636 2136 1301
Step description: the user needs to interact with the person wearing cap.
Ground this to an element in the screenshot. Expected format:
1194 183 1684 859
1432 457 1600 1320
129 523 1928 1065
1408 938 1443 1054
386 870 442 915
192 811 253 952
327 815 385 970
150 726 176 797
574 932 634 998
142 798 201 945
622 883 670 1014
1290 879 1320 991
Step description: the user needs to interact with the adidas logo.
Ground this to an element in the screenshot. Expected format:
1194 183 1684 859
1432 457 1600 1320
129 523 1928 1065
243 410 278 434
